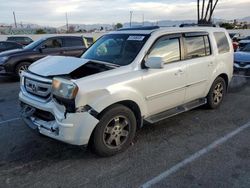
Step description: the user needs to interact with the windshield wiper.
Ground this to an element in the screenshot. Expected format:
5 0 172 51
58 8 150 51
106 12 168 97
89 59 120 68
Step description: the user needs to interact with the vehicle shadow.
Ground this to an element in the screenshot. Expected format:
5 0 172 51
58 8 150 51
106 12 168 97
229 75 250 93
0 75 18 84
0 131 99 176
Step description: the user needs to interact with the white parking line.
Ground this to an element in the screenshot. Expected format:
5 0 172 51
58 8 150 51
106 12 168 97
0 117 20 125
141 122 250 188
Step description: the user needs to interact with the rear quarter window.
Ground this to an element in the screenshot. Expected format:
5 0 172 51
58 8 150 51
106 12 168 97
214 32 230 54
63 38 83 47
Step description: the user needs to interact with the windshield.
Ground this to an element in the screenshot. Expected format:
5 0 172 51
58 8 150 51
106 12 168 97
241 43 250 52
82 34 149 66
24 38 45 50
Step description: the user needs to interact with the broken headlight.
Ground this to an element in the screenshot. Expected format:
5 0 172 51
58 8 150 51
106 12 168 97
52 77 78 99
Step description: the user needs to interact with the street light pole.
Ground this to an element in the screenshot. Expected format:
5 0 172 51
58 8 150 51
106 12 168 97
130 11 133 28
13 11 17 28
142 13 144 26
65 12 69 33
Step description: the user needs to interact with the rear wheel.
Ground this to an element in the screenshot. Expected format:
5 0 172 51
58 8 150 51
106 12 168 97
91 104 137 157
15 62 31 77
206 77 226 109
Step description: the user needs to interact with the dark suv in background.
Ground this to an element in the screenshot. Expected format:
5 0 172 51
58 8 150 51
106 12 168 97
0 36 87 77
7 36 33 46
0 41 23 52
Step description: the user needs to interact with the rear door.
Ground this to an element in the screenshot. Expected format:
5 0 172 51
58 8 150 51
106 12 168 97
62 37 86 57
182 32 213 103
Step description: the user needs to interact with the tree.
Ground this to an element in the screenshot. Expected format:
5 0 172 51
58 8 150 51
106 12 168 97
68 25 75 33
35 29 46 34
115 23 123 30
219 23 234 30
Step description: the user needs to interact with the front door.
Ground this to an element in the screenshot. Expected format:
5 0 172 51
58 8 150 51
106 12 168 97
140 35 187 116
34 38 64 61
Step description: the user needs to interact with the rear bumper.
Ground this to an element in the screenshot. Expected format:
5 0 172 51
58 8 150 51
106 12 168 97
19 92 99 146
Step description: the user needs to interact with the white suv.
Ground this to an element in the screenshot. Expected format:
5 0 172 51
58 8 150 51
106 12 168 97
19 26 233 156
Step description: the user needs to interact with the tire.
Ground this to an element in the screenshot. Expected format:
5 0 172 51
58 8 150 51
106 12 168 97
15 62 31 78
206 77 226 109
91 104 137 157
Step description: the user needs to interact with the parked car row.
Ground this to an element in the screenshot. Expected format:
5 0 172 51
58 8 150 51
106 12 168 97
0 35 95 77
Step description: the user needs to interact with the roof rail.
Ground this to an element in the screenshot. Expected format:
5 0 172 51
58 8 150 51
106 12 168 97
180 23 216 27
118 26 160 31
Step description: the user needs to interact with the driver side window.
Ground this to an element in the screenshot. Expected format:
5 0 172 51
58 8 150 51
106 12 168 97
148 37 181 64
42 38 62 49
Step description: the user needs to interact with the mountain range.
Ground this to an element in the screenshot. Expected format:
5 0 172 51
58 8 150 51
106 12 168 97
1 17 250 31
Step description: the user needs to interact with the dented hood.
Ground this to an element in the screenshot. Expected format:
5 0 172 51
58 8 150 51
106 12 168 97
29 56 89 76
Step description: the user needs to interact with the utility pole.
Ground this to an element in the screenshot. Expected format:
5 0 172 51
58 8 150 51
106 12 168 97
13 11 17 28
142 13 144 26
197 0 200 21
130 11 133 28
65 12 69 33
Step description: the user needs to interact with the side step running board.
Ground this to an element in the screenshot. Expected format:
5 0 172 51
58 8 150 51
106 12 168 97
145 98 207 124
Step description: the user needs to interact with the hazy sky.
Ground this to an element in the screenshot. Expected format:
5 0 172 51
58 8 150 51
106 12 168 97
0 0 249 26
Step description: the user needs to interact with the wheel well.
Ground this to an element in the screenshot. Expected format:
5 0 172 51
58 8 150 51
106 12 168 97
117 100 142 128
14 60 33 72
88 100 142 147
97 100 142 129
217 73 229 89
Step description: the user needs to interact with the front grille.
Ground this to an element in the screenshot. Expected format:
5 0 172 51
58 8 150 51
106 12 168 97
34 109 55 121
24 77 52 100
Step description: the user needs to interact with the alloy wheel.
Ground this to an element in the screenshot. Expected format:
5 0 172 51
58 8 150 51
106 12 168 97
18 64 29 76
213 82 224 105
103 116 130 149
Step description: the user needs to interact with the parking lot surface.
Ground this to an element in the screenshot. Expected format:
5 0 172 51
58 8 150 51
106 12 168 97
0 75 249 188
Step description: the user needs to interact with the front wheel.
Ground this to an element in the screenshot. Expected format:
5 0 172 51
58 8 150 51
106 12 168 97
15 62 31 77
91 104 137 157
206 77 226 109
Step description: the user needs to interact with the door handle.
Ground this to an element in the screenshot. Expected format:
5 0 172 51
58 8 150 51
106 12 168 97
175 69 184 76
208 62 213 67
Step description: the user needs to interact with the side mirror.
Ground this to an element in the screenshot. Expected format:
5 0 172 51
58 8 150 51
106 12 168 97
39 45 46 52
145 57 164 69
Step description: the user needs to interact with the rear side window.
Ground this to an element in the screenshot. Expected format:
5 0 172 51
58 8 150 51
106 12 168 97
148 37 181 64
214 32 230 54
184 35 211 59
63 38 83 47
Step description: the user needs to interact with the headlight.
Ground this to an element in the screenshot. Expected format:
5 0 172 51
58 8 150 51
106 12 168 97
52 77 79 99
0 56 9 64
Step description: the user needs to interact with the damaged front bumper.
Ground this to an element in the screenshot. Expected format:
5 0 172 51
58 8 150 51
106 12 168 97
19 92 99 146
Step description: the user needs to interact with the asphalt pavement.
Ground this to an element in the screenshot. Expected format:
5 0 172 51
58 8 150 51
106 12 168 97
0 74 249 188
